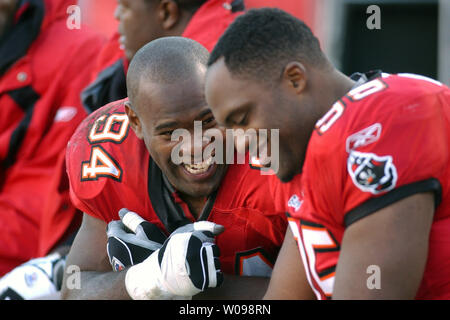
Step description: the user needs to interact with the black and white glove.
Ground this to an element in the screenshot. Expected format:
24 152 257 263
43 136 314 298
125 221 224 300
0 253 66 300
106 208 167 271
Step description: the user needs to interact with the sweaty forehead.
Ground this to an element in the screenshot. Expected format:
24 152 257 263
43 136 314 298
136 76 208 124
206 60 259 117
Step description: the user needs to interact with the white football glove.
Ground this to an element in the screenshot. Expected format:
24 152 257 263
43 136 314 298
0 253 65 300
125 221 224 300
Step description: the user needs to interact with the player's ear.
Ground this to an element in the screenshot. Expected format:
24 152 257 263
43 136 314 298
282 61 307 94
157 0 180 30
125 101 144 139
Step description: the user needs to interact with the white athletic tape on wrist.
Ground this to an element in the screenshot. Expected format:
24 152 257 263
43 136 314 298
193 221 217 233
121 211 146 233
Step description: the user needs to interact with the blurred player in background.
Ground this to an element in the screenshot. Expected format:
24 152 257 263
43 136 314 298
0 0 104 299
82 0 245 113
62 37 287 300
205 8 450 299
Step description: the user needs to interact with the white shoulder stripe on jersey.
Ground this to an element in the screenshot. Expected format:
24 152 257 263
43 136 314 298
397 73 443 86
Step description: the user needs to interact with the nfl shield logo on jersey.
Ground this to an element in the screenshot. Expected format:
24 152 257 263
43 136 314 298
288 194 303 212
347 151 397 194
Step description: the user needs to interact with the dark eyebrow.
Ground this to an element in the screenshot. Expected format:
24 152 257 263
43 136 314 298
155 121 178 132
224 103 250 125
195 108 213 120
155 109 212 132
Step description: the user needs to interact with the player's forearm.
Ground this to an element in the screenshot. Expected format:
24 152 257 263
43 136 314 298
61 270 130 300
194 275 269 300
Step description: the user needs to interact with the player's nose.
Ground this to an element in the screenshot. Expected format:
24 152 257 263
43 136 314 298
179 134 211 164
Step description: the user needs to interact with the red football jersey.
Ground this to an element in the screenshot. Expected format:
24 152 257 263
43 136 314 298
0 0 104 275
66 99 287 276
287 73 450 299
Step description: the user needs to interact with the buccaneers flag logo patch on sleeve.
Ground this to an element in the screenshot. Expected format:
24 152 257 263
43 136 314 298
347 151 398 194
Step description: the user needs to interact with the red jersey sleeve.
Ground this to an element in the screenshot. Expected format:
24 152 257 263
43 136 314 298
66 112 110 221
181 0 244 52
66 99 130 222
307 74 449 228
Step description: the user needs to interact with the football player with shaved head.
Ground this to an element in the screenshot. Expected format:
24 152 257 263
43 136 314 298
61 37 287 300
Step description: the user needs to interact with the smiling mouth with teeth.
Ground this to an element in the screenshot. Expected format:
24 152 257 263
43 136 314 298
182 156 214 175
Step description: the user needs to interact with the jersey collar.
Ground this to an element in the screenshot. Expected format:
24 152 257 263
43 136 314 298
147 157 218 233
350 70 383 89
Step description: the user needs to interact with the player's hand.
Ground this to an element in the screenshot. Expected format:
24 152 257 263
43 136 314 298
106 208 167 271
0 253 66 300
125 221 224 300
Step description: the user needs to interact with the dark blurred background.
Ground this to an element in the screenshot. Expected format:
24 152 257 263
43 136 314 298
78 0 449 85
